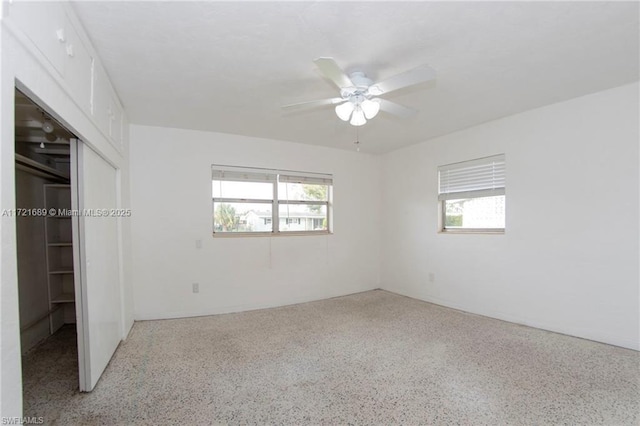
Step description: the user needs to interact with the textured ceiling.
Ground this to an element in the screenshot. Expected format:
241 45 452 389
72 1 639 154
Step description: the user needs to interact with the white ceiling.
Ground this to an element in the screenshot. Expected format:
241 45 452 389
72 1 639 154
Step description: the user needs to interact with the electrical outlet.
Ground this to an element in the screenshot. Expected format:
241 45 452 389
192 283 199 293
428 273 435 283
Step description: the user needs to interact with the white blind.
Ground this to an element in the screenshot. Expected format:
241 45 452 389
279 173 332 186
211 165 332 185
211 166 276 183
438 154 505 200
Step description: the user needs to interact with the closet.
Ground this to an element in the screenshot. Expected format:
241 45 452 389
6 0 129 398
15 89 77 354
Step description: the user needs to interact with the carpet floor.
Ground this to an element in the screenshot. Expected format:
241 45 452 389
22 290 639 425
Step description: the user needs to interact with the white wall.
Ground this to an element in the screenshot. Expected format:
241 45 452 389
129 125 381 320
381 82 639 350
15 171 51 354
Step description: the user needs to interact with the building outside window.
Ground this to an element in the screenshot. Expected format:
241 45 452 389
212 165 332 235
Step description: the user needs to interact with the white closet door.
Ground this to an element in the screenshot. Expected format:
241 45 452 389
71 139 122 391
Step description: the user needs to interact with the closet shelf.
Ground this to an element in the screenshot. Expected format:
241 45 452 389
44 183 75 334
15 153 70 182
51 293 75 304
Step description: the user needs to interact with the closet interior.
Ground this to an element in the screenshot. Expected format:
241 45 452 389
15 88 78 356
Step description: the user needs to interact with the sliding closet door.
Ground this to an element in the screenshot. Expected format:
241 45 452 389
71 139 122 391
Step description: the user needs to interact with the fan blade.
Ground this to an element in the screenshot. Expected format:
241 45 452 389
282 97 345 112
313 57 354 89
371 65 436 95
379 99 418 118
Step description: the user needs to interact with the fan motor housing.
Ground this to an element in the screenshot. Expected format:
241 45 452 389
349 71 373 88
340 72 374 99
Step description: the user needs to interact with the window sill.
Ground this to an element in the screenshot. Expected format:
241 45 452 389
439 229 504 235
213 231 333 238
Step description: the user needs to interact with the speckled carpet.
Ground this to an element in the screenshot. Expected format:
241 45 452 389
22 290 639 425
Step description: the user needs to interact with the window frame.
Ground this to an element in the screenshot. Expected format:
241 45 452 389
438 154 505 234
212 165 332 237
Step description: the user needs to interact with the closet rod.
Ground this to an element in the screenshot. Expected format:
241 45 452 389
15 153 70 182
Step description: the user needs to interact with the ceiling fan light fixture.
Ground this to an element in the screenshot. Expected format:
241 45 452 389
282 58 435 132
335 101 354 121
350 107 366 126
361 98 381 119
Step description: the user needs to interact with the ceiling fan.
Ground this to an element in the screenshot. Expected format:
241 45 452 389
282 58 436 126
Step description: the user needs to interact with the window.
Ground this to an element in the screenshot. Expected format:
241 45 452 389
278 173 331 233
212 165 332 235
438 154 505 232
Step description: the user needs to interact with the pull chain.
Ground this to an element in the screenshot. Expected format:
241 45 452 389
354 127 361 152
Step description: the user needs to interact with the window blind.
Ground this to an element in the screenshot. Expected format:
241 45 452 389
279 174 333 185
211 166 276 183
438 154 505 200
212 165 332 185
